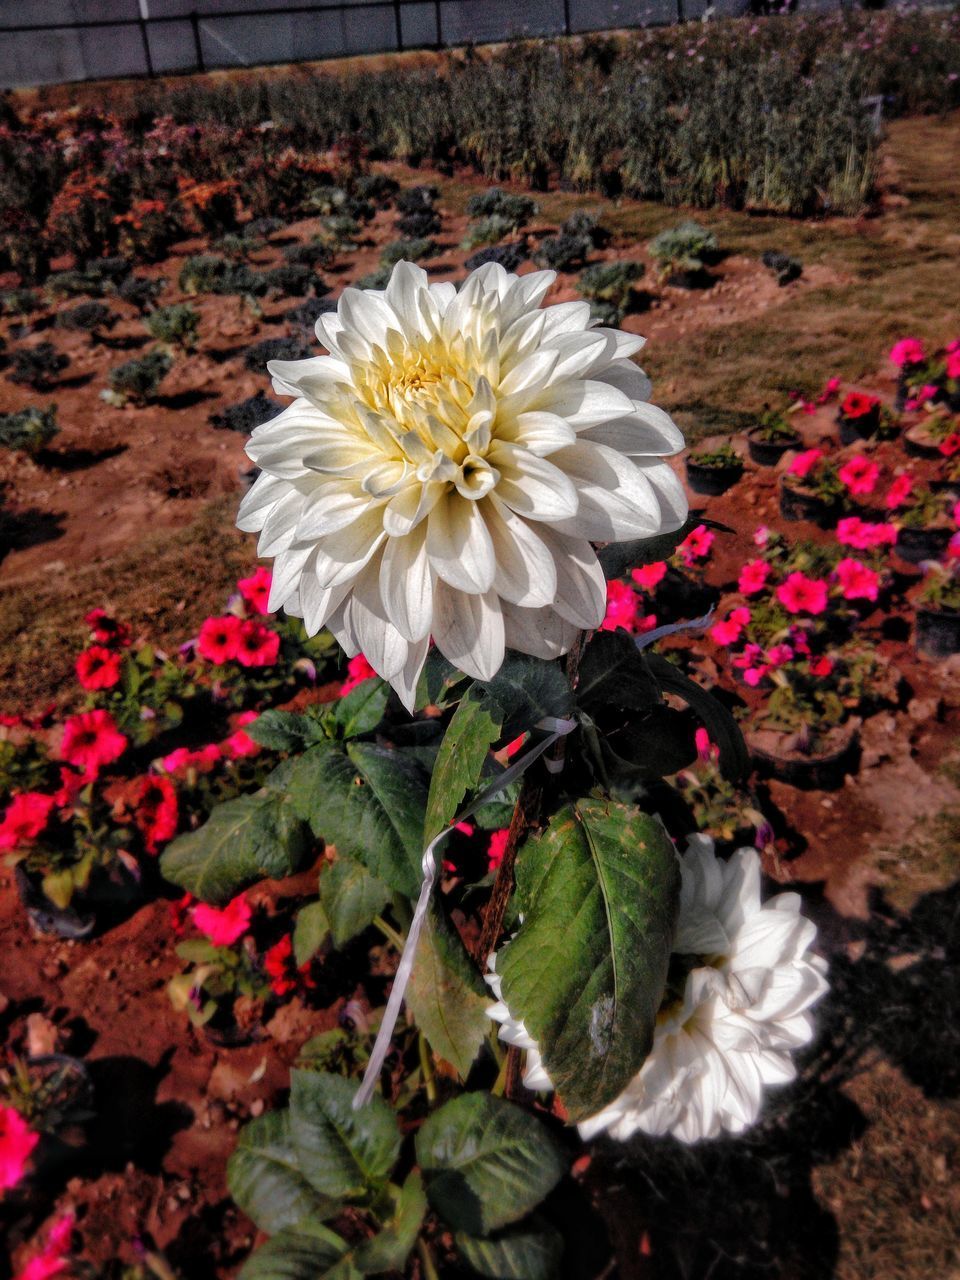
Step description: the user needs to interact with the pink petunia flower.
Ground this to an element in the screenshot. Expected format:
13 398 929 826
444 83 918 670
14 1213 74 1280
630 561 668 591
753 525 770 547
60 710 127 778
75 646 123 691
885 473 915 509
776 572 828 615
341 654 376 694
836 558 880 602
0 793 57 852
836 516 897 550
838 454 880 497
237 566 273 615
487 829 510 874
889 338 926 368
0 1106 39 1190
738 560 770 595
601 580 641 632
679 524 714 564
191 895 252 946
788 448 823 480
196 616 242 664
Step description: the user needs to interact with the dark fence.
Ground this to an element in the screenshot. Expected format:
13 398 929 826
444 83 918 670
1 0 845 89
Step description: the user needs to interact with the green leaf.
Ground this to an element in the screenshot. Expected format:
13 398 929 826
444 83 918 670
160 790 311 904
416 1093 565 1235
405 901 490 1077
416 650 470 710
455 1221 564 1280
576 630 661 713
248 710 321 752
424 688 502 845
600 705 697 783
238 1217 357 1280
644 653 749 781
288 741 429 898
477 654 573 744
331 678 390 739
227 1110 333 1235
596 516 699 581
289 1070 401 1201
293 899 331 967
499 799 679 1122
319 858 391 948
354 1172 427 1273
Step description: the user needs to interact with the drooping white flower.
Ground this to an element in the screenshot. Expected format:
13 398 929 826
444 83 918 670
486 835 828 1144
238 260 686 707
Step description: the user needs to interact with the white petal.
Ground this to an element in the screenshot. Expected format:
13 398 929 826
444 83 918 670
549 442 668 541
380 525 434 642
426 493 496 594
535 529 607 628
485 495 557 608
579 401 685 456
486 442 578 522
433 582 505 682
237 472 289 533
533 379 635 428
500 602 579 660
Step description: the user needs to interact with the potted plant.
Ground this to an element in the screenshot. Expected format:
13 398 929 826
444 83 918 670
1 1052 94 1187
836 391 881 445
685 443 744 496
893 485 957 564
746 408 802 466
648 219 719 288
747 662 859 790
915 564 960 658
904 408 957 459
779 449 845 526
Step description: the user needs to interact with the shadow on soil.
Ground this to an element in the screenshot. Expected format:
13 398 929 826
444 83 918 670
585 877 960 1280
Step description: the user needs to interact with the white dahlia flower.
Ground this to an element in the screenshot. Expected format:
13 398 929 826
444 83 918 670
238 260 686 707
486 835 828 1144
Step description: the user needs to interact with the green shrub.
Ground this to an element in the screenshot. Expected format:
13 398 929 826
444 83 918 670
465 188 538 227
648 220 719 279
282 239 333 269
578 260 645 325
243 337 312 373
464 243 527 272
354 173 399 205
380 238 436 268
117 275 164 312
178 254 231 295
9 343 69 390
461 215 516 251
534 232 593 272
45 270 104 300
561 211 610 248
56 301 117 336
146 303 200 352
0 405 59 454
319 214 362 250
355 265 393 291
262 263 325 299
397 209 441 239
0 289 40 317
103 349 172 406
211 390 283 434
396 186 438 215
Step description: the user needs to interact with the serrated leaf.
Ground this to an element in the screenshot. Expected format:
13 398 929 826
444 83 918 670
424 688 502 845
406 901 490 1077
228 1110 333 1235
477 654 573 744
238 1217 356 1280
160 790 310 904
288 742 429 898
332 678 390 739
455 1221 564 1280
354 1172 427 1273
416 1093 564 1236
576 630 661 713
293 899 331 967
289 1070 401 1201
417 650 470 710
499 799 679 1122
319 858 391 948
248 710 320 752
644 653 749 781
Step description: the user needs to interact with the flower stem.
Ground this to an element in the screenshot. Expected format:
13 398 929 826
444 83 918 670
373 914 406 953
472 630 588 967
417 1238 441 1280
418 1031 438 1104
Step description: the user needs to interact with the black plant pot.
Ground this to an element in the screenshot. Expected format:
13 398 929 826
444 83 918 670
903 425 944 459
750 728 860 791
779 483 839 528
895 525 952 565
838 413 878 446
686 460 743 496
916 607 960 658
15 859 142 940
746 430 801 467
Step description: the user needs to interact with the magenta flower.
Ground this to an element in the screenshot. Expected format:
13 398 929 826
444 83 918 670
838 455 880 497
776 572 828 615
191 895 252 946
889 338 925 368
0 1106 39 1191
836 558 880 602
738 560 770 595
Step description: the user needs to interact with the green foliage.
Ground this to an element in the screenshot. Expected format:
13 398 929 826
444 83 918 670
146 302 199 352
466 188 538 226
318 858 390 948
56 301 117 335
920 564 960 612
380 237 436 267
533 232 592 273
578 260 645 325
0 405 59 455
405 901 490 1076
498 799 680 1120
461 215 517 251
103 349 171 406
244 337 312 373
289 1070 401 1200
688 442 744 470
416 1092 564 1235
648 220 719 278
160 784 310 904
8 342 69 390
754 407 800 442
455 1222 563 1280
